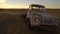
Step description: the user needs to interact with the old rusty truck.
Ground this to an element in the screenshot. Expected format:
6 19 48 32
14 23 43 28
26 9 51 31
26 4 59 31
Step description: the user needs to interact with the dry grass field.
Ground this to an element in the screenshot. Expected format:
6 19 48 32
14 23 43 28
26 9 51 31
0 9 60 34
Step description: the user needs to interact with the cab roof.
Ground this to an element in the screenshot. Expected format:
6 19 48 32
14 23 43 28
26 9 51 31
30 4 45 8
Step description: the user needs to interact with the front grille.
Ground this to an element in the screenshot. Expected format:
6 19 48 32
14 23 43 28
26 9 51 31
42 18 54 24
44 19 53 24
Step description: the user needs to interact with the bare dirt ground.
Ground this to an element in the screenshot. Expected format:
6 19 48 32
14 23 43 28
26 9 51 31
0 9 60 34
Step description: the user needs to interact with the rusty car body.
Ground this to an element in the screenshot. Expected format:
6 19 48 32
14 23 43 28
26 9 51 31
26 4 59 30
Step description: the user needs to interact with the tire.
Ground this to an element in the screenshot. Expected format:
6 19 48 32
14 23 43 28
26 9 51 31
28 18 34 30
52 26 58 34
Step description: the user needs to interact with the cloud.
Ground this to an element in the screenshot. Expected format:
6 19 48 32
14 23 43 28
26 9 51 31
0 3 29 9
45 4 60 9
0 0 28 9
0 0 6 3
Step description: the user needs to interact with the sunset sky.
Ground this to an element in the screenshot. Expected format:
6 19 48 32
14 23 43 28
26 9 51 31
0 0 60 9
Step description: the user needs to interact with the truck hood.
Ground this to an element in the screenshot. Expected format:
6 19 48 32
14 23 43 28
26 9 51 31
40 12 54 18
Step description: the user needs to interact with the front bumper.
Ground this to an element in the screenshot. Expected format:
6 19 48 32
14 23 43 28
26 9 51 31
33 25 57 30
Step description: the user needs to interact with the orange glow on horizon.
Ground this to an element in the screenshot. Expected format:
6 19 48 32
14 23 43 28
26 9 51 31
0 4 60 9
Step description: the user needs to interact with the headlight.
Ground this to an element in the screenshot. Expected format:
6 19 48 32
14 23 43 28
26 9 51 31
34 17 40 22
33 17 41 26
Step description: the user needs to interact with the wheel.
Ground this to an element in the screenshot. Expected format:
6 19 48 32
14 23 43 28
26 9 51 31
53 23 59 34
28 21 34 29
28 18 34 30
52 26 58 34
